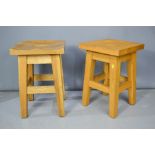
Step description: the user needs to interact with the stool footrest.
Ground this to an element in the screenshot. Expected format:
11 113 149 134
89 81 109 93
119 81 130 93
27 86 56 94
94 72 128 83
94 73 105 82
34 74 54 81
120 75 128 83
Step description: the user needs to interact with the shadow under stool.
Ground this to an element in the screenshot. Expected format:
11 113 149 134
10 40 65 118
79 39 144 118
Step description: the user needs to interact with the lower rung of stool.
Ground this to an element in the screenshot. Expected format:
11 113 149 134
27 86 56 94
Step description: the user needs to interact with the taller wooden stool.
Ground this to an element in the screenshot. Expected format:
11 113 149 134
79 39 144 118
10 40 65 118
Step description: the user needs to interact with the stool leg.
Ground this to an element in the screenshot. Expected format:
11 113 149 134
104 63 109 85
103 63 109 95
82 52 96 106
109 59 120 118
52 55 65 117
127 53 136 105
60 56 66 100
28 64 34 101
18 56 28 118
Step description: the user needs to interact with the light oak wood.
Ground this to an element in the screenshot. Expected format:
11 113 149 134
119 81 130 93
89 81 109 93
119 54 131 62
82 52 96 106
103 63 109 95
60 56 66 99
80 39 144 118
28 64 34 101
18 56 28 118
79 39 144 56
52 55 65 117
94 71 127 83
27 86 56 94
10 40 64 55
127 52 136 105
27 55 52 64
120 75 128 83
94 72 105 82
34 74 54 81
93 52 115 63
109 58 120 118
103 63 109 86
10 40 65 118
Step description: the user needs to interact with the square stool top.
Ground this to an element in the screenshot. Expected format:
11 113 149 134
79 39 144 56
10 40 64 55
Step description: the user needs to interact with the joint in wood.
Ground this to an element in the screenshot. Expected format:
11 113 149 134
89 80 109 93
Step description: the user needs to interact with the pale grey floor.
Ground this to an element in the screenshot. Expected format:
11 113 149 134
0 89 155 129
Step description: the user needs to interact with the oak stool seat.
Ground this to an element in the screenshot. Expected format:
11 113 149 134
10 40 65 118
79 39 144 118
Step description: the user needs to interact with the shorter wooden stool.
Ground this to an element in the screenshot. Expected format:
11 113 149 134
10 40 65 118
79 39 144 118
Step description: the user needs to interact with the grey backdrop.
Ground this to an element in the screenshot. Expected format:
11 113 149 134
0 26 154 90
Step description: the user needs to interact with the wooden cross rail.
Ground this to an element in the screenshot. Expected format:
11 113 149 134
27 86 56 94
34 74 54 81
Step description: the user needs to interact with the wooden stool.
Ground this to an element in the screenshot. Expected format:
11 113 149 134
10 40 65 118
79 39 144 118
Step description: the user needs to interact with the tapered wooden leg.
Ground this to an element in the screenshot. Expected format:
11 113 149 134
18 56 28 118
60 56 66 100
109 58 120 118
104 63 109 85
103 63 109 95
127 53 136 105
82 52 96 106
52 55 65 117
28 64 34 101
